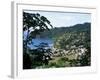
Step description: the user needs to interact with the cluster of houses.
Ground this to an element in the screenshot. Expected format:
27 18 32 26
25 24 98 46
50 45 87 59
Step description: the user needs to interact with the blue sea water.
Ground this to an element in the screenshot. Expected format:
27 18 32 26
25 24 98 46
27 38 53 49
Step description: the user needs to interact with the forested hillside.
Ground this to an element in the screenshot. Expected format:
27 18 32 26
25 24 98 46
40 23 90 40
50 22 91 67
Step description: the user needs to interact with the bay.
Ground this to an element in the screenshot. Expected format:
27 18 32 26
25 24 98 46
28 38 53 49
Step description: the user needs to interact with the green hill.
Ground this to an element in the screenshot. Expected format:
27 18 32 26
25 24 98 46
40 23 90 36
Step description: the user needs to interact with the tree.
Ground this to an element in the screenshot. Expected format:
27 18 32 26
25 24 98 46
23 12 53 69
78 47 91 66
23 12 53 53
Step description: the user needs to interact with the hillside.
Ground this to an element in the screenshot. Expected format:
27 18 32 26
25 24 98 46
25 22 91 69
41 22 91 67
40 22 90 40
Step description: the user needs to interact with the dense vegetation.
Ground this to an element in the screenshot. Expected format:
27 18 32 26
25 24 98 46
39 23 91 67
23 12 91 69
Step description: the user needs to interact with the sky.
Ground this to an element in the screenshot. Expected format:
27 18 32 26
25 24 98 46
24 10 91 28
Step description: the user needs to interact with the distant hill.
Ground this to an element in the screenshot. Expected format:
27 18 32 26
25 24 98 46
40 22 90 39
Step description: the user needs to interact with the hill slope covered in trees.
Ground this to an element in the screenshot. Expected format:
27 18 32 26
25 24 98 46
24 22 91 69
30 22 91 68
